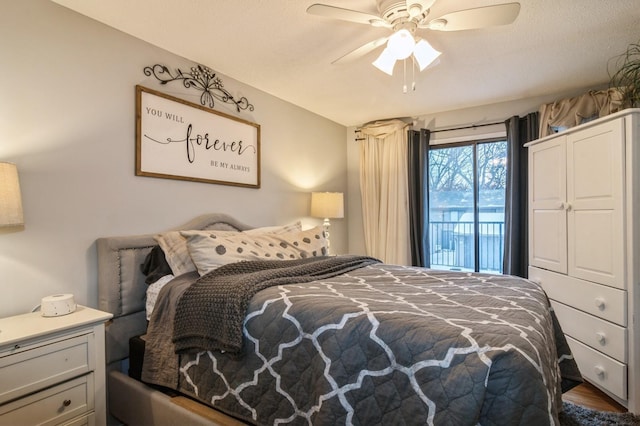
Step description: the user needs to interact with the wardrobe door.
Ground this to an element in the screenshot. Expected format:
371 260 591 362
566 120 625 289
529 137 567 274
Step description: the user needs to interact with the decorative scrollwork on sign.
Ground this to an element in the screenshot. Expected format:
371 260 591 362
143 64 254 113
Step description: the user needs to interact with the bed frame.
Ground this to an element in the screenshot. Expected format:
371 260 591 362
96 213 253 426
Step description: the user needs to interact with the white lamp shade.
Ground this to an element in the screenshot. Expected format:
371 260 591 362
387 29 415 60
372 48 397 75
0 162 24 227
414 39 441 71
311 192 344 219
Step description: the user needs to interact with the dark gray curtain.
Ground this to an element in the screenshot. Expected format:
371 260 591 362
408 129 430 267
503 113 538 277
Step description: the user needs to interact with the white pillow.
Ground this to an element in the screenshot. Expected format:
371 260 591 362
145 274 174 320
154 221 302 276
182 226 328 276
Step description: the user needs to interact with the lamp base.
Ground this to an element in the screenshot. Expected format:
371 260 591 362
323 218 332 255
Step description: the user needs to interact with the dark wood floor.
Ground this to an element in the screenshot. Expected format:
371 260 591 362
563 381 626 413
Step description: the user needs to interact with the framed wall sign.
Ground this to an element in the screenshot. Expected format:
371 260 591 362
135 85 260 188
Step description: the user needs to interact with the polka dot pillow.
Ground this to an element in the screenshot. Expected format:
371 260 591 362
181 226 328 276
154 221 301 276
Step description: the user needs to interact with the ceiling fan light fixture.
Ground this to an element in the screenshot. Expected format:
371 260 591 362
372 48 396 75
386 29 415 60
413 38 441 71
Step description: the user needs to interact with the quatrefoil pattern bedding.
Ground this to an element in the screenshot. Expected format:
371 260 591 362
141 262 580 426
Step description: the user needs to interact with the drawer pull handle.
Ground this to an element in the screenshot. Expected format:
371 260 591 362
63 399 71 407
594 298 606 310
594 366 606 379
596 332 606 345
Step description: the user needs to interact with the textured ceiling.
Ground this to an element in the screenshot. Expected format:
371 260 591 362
51 0 640 126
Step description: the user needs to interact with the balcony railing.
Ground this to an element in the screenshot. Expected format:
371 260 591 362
429 221 504 273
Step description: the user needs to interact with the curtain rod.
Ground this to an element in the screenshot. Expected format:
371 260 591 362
429 121 504 133
354 120 504 140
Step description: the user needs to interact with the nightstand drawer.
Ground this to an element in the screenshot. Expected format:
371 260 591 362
61 412 95 426
0 334 92 404
0 374 94 426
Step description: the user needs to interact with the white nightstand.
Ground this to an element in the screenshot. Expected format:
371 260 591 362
0 306 112 426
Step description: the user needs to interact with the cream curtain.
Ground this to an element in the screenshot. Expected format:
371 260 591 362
539 88 624 137
358 119 411 265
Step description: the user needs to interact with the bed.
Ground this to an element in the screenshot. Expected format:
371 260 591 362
97 213 581 426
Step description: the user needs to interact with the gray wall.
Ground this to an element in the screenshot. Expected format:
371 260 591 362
0 0 348 317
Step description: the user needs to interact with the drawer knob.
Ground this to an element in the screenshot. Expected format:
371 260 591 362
594 298 606 310
63 399 71 407
594 366 606 379
596 332 607 345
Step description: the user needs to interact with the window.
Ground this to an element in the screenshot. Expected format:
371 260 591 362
428 139 507 273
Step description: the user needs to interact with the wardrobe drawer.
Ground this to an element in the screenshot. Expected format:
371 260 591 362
529 266 626 326
551 300 626 362
566 336 627 400
0 374 94 426
0 334 92 404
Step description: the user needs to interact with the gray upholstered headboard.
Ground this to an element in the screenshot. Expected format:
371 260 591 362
96 213 253 368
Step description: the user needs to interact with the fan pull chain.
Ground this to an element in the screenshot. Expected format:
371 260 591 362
412 56 416 91
403 59 407 93
402 58 417 93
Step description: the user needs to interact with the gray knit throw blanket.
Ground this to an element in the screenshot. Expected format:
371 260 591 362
173 255 381 356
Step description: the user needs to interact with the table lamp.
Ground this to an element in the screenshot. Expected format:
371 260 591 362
0 162 24 228
0 162 24 334
310 192 344 254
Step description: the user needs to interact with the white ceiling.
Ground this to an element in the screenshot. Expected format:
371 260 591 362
51 0 640 127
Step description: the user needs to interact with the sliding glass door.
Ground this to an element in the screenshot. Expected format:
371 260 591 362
428 139 507 273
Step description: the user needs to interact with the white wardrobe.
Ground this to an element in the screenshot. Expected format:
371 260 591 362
527 108 640 413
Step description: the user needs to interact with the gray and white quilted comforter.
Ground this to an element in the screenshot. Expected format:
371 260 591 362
141 257 581 426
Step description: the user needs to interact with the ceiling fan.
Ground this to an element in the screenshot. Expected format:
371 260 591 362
307 1 520 76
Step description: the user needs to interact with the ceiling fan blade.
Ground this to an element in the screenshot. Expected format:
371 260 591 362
331 37 389 64
306 4 388 27
422 2 520 31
